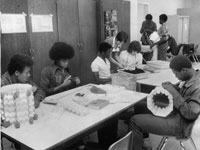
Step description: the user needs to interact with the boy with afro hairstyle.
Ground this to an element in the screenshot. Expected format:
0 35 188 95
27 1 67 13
40 42 80 96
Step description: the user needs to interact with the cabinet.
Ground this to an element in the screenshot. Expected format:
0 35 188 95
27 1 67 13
1 0 97 85
1 0 31 74
57 0 97 85
167 15 189 44
1 0 58 84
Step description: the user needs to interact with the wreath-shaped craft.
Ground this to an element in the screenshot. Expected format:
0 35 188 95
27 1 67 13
0 84 38 128
147 87 173 117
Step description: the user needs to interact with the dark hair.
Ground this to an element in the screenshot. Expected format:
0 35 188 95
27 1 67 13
7 54 33 75
159 14 168 22
169 55 192 72
146 14 153 20
99 42 112 53
115 31 128 43
49 42 75 61
127 41 141 53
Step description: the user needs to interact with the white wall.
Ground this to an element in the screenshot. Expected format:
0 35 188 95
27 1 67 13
125 0 190 41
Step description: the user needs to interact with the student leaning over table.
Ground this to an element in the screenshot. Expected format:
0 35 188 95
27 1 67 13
1 54 45 109
1 54 45 150
104 31 128 70
40 42 80 96
129 55 200 150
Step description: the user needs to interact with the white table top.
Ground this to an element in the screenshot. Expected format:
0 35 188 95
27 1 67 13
137 69 178 87
1 84 147 150
137 63 200 87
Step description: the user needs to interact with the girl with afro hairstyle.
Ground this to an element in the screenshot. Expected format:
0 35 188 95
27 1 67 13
150 14 169 60
40 42 80 96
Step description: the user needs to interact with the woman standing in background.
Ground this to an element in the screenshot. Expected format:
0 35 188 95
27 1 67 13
151 14 169 60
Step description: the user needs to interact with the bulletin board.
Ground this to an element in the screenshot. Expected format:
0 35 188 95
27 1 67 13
104 9 118 39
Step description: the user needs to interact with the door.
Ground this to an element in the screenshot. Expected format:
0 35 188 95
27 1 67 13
78 0 97 84
181 16 189 44
57 0 81 78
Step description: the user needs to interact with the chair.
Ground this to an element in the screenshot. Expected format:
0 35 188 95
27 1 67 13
157 115 200 150
108 131 133 150
181 43 199 63
192 44 199 63
156 136 197 150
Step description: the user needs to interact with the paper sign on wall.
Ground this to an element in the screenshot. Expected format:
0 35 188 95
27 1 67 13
31 14 53 32
0 13 27 34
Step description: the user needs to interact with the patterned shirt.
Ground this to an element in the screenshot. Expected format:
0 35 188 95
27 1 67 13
40 64 75 96
173 70 200 139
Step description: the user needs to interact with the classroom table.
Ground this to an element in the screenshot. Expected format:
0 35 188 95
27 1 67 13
137 62 200 92
137 69 178 87
1 84 147 150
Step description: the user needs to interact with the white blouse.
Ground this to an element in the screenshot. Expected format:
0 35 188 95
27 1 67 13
91 56 111 79
119 51 143 70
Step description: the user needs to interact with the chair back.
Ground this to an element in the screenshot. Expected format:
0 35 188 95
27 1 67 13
108 131 133 150
181 43 195 55
191 115 200 149
194 44 199 53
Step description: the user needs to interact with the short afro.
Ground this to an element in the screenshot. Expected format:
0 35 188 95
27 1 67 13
7 54 33 75
49 42 75 61
99 42 112 53
146 14 153 21
170 55 192 72
159 14 168 22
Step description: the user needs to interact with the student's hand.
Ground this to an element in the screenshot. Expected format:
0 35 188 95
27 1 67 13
162 82 178 97
117 63 124 69
34 98 40 108
150 43 155 49
62 76 72 87
32 86 37 93
73 77 81 85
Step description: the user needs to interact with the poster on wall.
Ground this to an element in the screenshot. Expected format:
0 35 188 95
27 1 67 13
31 14 53 32
0 13 27 34
104 9 118 39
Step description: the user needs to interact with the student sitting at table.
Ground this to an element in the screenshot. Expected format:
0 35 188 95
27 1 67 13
40 42 80 96
129 55 200 150
91 42 112 84
119 40 143 70
1 54 45 150
91 42 118 149
1 54 45 108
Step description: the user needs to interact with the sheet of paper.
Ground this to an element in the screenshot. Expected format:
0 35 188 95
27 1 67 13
0 13 27 34
31 14 53 32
